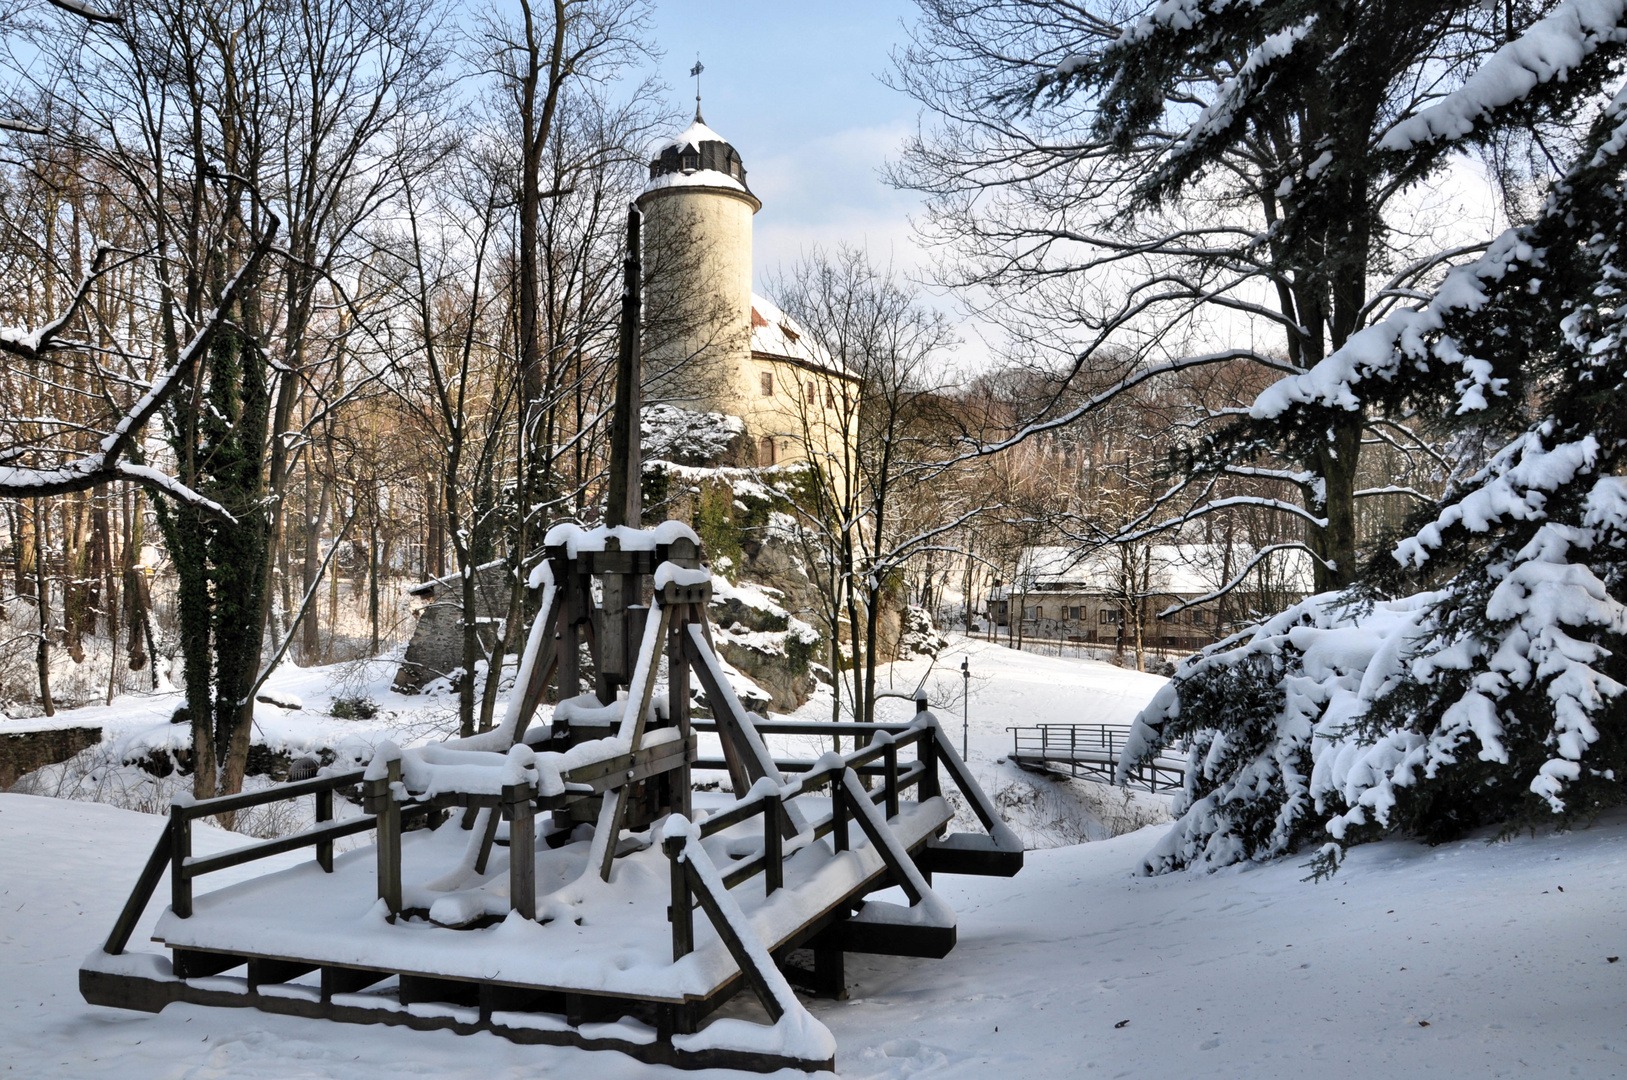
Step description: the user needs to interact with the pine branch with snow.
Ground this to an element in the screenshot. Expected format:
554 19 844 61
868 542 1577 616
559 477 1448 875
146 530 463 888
1122 87 1627 872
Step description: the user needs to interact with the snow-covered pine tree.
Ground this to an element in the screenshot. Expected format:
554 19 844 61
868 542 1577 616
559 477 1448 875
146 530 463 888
1120 82 1627 873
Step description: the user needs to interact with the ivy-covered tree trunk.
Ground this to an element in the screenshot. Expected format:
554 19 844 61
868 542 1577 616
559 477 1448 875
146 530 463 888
205 320 273 802
157 314 273 802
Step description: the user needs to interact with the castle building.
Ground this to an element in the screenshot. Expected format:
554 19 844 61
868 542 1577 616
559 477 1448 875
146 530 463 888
637 112 856 467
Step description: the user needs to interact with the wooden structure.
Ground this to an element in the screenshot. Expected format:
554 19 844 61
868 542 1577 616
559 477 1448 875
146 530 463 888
82 524 1023 1073
1008 722 1185 793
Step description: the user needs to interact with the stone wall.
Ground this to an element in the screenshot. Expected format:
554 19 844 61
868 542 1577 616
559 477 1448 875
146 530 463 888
0 725 102 789
393 561 511 693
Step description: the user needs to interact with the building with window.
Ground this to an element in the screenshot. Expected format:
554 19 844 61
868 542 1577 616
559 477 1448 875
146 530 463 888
985 544 1312 652
638 112 857 467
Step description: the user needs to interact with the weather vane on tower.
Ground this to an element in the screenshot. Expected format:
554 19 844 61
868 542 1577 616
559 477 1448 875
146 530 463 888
690 55 704 121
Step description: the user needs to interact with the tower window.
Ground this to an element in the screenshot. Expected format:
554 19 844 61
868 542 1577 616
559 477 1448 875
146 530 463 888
682 150 699 171
761 371 773 396
760 436 776 465
826 386 836 408
807 381 815 401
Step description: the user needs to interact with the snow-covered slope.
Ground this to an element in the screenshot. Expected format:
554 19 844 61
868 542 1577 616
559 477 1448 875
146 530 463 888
4 789 1625 1078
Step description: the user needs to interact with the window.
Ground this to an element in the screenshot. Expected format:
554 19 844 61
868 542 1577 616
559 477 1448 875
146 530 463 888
759 436 776 465
826 386 836 408
1192 609 1207 626
681 150 699 171
1099 608 1121 625
761 371 773 396
1068 606 1082 621
807 381 816 401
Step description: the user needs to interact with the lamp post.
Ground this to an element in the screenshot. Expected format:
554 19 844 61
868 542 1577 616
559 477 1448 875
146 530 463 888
960 656 969 760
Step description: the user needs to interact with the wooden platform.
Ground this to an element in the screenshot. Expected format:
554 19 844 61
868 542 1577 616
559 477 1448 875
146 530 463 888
82 794 950 1073
82 713 1020 1072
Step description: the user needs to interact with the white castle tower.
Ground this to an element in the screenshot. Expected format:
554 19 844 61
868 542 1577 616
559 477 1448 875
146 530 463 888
638 110 854 466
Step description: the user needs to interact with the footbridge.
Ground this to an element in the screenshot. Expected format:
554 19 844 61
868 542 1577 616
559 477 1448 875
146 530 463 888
1006 724 1185 794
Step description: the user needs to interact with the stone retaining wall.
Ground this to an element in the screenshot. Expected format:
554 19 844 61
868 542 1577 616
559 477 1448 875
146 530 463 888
0 726 103 789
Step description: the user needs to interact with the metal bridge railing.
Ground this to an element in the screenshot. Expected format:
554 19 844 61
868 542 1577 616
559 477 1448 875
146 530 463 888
1006 723 1185 794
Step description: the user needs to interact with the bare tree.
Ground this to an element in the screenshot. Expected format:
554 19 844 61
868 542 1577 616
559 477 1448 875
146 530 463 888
771 246 967 725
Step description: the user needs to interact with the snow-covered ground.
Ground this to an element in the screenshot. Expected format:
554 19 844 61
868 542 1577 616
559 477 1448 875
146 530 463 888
3 637 1623 1078
4 792 1626 1078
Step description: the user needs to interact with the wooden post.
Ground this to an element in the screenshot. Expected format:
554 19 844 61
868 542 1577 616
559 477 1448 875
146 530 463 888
597 540 626 703
604 206 643 530
169 808 192 919
665 834 693 961
883 742 900 821
919 729 941 800
813 943 846 998
763 792 783 895
506 784 536 920
558 567 581 701
669 606 693 819
315 788 334 873
832 781 849 853
367 759 402 915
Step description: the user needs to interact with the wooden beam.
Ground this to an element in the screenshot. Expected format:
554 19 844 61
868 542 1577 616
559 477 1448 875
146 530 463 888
507 785 536 920
682 858 784 1024
169 813 192 919
505 583 562 747
102 823 172 954
315 789 335 872
366 759 403 915
811 918 955 959
665 834 693 961
763 792 783 895
839 768 922 905
248 957 317 990
473 806 500 875
171 948 244 979
172 768 366 821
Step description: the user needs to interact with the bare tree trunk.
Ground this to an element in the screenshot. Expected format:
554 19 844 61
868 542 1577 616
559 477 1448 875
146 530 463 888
302 465 331 662
98 485 119 704
369 511 381 655
33 501 53 716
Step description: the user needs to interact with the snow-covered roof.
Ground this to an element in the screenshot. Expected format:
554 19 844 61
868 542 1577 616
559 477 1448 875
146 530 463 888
991 544 1314 599
750 292 854 380
642 168 748 195
642 114 754 200
658 117 727 155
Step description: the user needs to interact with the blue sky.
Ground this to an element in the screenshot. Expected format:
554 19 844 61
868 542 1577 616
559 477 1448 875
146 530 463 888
642 0 931 294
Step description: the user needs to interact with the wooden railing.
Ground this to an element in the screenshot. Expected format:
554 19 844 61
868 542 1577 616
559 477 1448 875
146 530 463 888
684 721 935 891
101 767 412 955
661 713 969 1023
664 706 1019 962
102 702 1007 978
